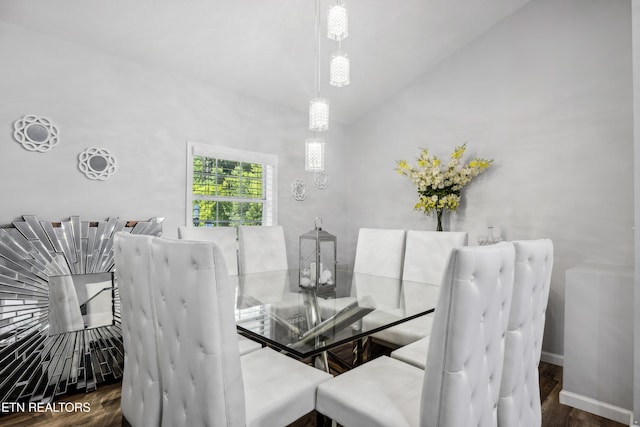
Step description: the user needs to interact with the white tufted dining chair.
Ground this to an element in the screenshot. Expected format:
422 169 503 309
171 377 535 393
316 243 515 427
113 232 161 427
391 239 554 375
149 237 332 427
372 230 468 347
237 225 288 274
177 226 261 356
389 334 431 369
237 225 301 321
351 228 406 320
353 228 405 279
178 226 239 275
498 239 553 427
402 230 469 284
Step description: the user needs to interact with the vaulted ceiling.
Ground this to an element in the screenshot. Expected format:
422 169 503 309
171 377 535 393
0 0 531 123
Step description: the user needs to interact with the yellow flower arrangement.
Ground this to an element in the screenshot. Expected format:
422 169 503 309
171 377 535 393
396 143 493 230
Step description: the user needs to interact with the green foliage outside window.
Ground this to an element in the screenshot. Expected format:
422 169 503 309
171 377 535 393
192 156 265 227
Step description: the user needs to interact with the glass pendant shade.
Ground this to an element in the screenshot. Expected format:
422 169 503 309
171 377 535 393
305 138 325 171
330 51 350 87
327 5 348 41
309 98 329 131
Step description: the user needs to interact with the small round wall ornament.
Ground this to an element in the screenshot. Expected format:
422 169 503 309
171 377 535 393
314 171 329 189
291 179 308 201
13 114 60 152
78 147 117 180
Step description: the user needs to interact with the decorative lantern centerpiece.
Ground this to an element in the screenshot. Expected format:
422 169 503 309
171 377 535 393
299 217 337 292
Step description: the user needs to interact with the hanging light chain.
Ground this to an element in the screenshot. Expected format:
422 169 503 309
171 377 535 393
315 0 321 97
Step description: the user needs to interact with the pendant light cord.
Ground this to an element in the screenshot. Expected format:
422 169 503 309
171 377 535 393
315 0 321 97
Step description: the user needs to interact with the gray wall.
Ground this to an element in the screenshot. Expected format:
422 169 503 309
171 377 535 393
344 0 634 358
0 20 349 266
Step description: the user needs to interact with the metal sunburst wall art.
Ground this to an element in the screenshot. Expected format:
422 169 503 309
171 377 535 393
0 215 163 404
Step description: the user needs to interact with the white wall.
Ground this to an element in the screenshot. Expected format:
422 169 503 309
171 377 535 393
0 20 349 266
344 0 634 357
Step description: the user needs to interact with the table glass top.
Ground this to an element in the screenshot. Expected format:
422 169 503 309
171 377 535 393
232 269 439 358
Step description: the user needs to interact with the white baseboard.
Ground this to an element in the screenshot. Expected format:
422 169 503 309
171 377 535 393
559 390 633 425
540 350 563 366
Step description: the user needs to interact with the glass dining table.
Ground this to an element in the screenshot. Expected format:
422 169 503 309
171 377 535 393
231 269 439 369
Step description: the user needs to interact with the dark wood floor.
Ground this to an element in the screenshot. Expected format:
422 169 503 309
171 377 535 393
0 344 627 427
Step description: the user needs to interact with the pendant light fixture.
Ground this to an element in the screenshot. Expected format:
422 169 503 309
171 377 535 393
327 2 348 41
308 0 329 133
305 138 325 172
329 1 350 88
330 51 350 87
306 0 327 171
309 98 329 132
305 0 351 171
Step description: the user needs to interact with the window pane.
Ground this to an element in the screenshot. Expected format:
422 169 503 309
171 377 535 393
217 201 243 224
194 200 265 227
193 156 217 196
240 178 262 198
219 176 240 197
239 163 262 198
243 202 264 225
242 162 262 178
194 157 265 199
192 200 216 227
237 179 253 197
219 159 239 176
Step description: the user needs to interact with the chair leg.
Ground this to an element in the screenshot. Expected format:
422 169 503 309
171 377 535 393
313 350 330 372
353 336 367 365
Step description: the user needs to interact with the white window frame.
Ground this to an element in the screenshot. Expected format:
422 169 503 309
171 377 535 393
186 141 278 227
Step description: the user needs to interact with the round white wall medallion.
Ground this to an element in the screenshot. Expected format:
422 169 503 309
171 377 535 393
13 115 60 152
78 147 117 180
291 179 308 201
314 171 329 189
